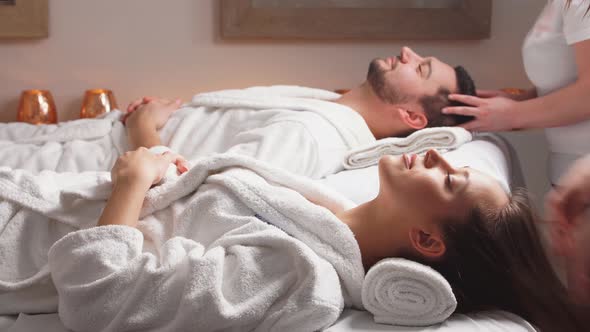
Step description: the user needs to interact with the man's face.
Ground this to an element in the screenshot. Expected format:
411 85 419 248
366 47 458 106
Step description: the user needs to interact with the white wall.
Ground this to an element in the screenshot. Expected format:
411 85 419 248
0 0 549 209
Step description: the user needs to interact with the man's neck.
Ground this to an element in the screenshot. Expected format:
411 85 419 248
332 84 408 139
333 84 373 122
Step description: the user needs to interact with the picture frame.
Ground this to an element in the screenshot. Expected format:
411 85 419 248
221 0 491 40
0 0 48 38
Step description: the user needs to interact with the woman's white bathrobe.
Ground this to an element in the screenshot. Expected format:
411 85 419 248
0 86 375 179
0 154 366 331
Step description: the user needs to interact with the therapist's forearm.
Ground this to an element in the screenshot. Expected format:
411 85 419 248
126 114 162 150
97 180 151 228
512 80 590 129
512 41 590 130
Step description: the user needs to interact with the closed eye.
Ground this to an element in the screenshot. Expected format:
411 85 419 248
445 172 453 191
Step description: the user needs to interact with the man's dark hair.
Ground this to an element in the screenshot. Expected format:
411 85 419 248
420 66 476 128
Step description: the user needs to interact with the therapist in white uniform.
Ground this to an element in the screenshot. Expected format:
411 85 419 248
442 0 590 185
445 0 590 304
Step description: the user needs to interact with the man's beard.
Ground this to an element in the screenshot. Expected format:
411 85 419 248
366 59 408 105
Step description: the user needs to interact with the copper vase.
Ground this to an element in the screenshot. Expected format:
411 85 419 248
17 89 58 124
80 89 118 119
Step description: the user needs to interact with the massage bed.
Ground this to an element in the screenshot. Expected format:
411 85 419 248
0 133 536 332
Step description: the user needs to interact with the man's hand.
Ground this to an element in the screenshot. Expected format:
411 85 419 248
123 97 182 130
111 147 189 188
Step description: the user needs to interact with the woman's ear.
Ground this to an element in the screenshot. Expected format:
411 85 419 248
396 108 428 130
409 227 446 259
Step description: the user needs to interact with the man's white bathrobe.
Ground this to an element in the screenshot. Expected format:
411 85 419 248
0 86 376 178
0 154 366 331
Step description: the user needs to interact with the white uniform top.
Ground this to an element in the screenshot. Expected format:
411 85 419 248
522 0 590 183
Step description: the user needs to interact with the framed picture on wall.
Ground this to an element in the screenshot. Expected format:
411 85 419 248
221 0 491 40
0 0 48 38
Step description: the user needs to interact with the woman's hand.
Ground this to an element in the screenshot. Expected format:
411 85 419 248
441 93 520 132
111 147 189 189
98 148 188 228
123 97 182 130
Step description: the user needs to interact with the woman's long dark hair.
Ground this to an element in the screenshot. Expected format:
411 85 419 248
406 189 584 331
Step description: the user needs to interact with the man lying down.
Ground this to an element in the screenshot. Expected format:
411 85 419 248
0 111 582 330
0 47 475 178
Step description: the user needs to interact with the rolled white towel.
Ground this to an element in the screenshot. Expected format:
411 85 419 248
344 127 472 169
361 258 457 327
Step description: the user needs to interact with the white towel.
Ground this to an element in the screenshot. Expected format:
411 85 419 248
361 258 457 327
0 111 122 144
0 110 127 173
344 127 472 169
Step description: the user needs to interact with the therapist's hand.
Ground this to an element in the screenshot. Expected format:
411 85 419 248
547 155 590 226
546 154 590 303
563 217 590 304
441 93 519 132
476 89 537 102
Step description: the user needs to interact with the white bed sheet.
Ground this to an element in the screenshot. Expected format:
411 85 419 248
0 314 67 332
0 310 537 332
328 309 536 332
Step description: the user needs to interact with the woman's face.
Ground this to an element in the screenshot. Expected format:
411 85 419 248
378 150 508 225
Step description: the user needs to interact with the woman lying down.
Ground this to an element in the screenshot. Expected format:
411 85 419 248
0 151 582 329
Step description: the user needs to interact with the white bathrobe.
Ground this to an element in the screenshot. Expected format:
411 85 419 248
0 154 366 332
0 86 375 179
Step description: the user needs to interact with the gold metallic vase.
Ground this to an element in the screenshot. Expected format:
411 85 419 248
17 90 58 124
80 89 118 119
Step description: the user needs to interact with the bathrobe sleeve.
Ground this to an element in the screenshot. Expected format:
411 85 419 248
48 224 343 332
